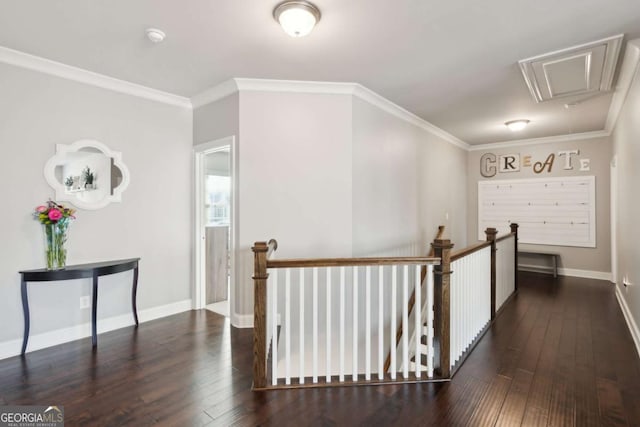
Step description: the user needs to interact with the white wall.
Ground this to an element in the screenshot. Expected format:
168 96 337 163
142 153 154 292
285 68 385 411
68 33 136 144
193 93 239 145
611 40 640 353
352 97 467 255
467 137 611 275
0 62 193 357
192 87 470 324
238 91 354 318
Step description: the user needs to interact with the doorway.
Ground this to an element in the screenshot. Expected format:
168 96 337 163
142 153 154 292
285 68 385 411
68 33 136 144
194 137 236 318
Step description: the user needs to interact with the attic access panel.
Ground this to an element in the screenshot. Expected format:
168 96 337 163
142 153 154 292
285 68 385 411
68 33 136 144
519 34 623 103
478 176 596 247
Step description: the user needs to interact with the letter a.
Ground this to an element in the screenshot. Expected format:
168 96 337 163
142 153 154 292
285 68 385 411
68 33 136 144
533 154 554 174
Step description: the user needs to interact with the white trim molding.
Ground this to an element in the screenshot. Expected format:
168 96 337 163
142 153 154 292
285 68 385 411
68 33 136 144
231 312 254 328
192 78 470 151
518 266 612 281
191 79 239 109
557 268 612 281
235 77 357 95
468 129 610 151
616 285 640 358
351 84 469 150
0 299 192 360
0 45 191 109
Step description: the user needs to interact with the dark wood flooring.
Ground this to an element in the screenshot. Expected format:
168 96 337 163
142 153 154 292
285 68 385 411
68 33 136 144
1 272 639 426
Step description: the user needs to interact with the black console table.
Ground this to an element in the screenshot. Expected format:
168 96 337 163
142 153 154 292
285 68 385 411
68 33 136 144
19 258 140 355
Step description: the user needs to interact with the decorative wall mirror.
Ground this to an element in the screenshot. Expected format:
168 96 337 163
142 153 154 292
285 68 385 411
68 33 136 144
44 139 130 210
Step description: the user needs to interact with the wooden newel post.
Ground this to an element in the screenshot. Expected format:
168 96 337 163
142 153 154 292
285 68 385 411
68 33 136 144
432 238 453 378
510 223 519 291
485 228 498 320
252 242 269 389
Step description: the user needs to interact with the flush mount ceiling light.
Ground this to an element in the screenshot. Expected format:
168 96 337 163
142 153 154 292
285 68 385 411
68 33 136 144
273 1 321 37
145 28 166 43
504 119 530 131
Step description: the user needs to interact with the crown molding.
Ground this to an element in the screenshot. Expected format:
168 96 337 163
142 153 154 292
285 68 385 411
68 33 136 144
191 78 239 109
192 78 470 150
468 129 611 151
606 38 640 132
350 84 470 150
190 78 356 108
0 45 191 109
234 77 357 95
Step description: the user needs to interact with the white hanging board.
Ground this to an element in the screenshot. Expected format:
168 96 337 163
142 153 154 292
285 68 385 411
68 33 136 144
478 176 596 247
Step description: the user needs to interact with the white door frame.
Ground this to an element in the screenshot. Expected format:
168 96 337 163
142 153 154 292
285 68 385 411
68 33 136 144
193 136 237 312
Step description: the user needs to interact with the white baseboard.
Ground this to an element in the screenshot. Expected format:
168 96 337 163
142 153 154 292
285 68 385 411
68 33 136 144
519 266 612 281
231 312 253 328
558 268 612 281
0 299 192 360
615 286 640 358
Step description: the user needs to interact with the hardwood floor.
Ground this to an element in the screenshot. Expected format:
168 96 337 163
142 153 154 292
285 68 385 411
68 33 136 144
1 272 639 426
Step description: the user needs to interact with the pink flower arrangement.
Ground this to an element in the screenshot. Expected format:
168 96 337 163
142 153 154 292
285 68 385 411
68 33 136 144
33 200 76 225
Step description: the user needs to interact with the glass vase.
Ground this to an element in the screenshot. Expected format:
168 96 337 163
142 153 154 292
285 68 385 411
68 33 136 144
43 219 69 270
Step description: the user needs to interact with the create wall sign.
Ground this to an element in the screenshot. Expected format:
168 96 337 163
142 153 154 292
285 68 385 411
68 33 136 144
480 149 591 178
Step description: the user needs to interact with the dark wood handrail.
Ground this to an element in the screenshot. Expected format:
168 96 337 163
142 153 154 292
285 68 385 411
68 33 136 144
267 257 440 269
450 241 492 262
495 232 516 243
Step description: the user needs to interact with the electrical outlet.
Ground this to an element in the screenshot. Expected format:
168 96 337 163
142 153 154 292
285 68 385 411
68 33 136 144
80 296 91 309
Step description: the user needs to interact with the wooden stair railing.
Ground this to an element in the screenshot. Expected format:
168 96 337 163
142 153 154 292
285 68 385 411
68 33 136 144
383 225 445 374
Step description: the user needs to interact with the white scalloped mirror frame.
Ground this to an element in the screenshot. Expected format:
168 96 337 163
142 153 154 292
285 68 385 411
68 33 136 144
44 139 130 210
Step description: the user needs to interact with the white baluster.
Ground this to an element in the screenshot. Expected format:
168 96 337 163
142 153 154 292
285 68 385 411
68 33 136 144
271 269 278 386
378 265 384 380
340 266 345 382
390 265 397 379
353 266 358 381
285 268 291 385
415 265 421 378
326 267 332 383
427 264 434 377
402 265 409 379
313 267 318 384
466 256 470 352
450 261 455 366
450 261 454 366
299 269 305 384
365 266 371 381
472 254 475 341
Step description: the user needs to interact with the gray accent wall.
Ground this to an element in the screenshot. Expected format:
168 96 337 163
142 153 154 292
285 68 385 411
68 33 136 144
467 137 612 274
0 62 193 349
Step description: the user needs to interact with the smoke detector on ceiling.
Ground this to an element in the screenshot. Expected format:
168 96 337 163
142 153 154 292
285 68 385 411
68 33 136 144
519 34 623 103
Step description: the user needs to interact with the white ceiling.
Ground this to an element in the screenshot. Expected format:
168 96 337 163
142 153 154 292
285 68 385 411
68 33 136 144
1 0 640 145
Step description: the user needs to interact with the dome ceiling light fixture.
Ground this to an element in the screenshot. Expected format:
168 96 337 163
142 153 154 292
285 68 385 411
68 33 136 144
145 28 166 43
504 119 530 131
273 1 321 38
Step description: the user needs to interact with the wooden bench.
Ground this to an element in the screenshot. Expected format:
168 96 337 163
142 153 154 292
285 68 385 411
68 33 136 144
518 250 560 278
